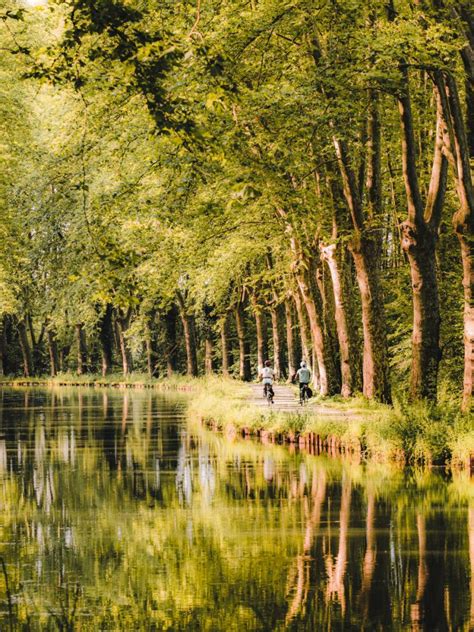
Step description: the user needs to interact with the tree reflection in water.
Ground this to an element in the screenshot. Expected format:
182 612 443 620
0 387 472 630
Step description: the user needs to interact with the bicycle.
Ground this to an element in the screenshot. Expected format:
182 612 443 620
299 384 310 406
263 383 274 405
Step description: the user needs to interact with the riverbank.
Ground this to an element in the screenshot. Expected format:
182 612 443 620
186 379 474 469
0 373 198 390
1 374 473 468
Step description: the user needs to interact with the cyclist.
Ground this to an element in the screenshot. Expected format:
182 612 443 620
296 361 311 403
260 360 275 402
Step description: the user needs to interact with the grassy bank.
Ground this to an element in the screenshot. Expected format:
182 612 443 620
186 378 474 468
0 372 196 390
1 373 473 467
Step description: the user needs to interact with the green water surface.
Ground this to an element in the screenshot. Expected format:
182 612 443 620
0 387 472 631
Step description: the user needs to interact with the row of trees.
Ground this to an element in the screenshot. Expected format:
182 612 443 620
0 0 472 409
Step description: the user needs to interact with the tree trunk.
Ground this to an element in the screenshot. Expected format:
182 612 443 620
332 92 392 403
76 324 88 375
144 311 159 379
314 256 340 390
436 72 474 411
277 208 337 395
400 223 441 400
99 304 114 377
17 319 33 377
398 72 446 401
253 306 267 374
180 313 198 377
284 299 297 381
295 263 338 396
114 312 133 376
293 289 311 369
332 140 391 401
176 293 198 377
321 242 359 397
47 329 59 377
0 316 5 377
220 315 231 377
235 302 251 381
164 305 178 377
457 233 474 412
145 338 153 378
270 306 282 380
204 338 214 375
349 241 391 402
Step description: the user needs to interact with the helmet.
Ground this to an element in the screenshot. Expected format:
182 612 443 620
264 360 271 367
300 361 307 368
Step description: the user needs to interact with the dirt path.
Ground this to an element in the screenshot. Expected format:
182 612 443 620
249 383 303 413
248 383 360 418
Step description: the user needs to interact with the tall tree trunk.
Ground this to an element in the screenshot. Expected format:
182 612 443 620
235 302 251 381
436 71 474 411
252 303 267 374
115 310 133 376
294 260 338 396
349 242 391 402
278 209 338 395
397 71 447 401
284 299 297 381
75 323 88 375
176 293 198 377
220 315 231 377
307 30 391 401
333 135 391 401
17 319 33 377
202 305 216 376
47 329 59 377
204 338 214 375
144 310 159 378
265 252 287 378
321 242 359 397
145 337 153 378
270 306 282 380
99 304 114 377
181 313 198 377
293 289 311 370
457 226 474 412
314 256 340 390
164 305 178 377
0 316 5 377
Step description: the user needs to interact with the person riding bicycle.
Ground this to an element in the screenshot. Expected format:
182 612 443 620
260 360 275 402
296 361 311 401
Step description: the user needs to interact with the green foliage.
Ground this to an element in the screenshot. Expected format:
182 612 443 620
0 0 471 413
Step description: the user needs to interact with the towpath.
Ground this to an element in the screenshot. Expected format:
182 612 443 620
249 383 302 412
247 383 359 418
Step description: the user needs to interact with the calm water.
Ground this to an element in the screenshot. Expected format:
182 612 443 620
0 388 472 631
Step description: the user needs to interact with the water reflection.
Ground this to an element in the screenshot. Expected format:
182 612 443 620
0 387 472 630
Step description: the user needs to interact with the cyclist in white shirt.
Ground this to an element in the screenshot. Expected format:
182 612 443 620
260 359 275 401
296 361 311 401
